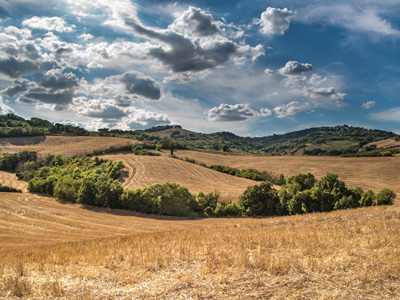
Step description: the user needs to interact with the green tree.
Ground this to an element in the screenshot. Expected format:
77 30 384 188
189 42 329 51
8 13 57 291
375 189 396 206
239 182 279 216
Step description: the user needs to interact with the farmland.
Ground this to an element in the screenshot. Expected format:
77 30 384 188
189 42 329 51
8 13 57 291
0 136 399 299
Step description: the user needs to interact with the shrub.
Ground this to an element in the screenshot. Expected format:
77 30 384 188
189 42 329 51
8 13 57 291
359 190 375 207
239 182 279 216
375 189 396 206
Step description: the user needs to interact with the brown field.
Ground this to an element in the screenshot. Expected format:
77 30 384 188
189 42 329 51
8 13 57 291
0 171 28 192
1 137 400 298
100 153 258 202
366 138 400 151
0 136 137 157
1 192 399 299
167 150 400 197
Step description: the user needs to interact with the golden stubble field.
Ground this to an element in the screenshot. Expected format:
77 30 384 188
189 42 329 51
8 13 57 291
0 136 137 157
0 192 399 299
167 150 400 197
1 136 400 298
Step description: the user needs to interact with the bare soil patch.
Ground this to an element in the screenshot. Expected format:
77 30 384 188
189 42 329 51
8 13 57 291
168 150 400 197
0 136 137 157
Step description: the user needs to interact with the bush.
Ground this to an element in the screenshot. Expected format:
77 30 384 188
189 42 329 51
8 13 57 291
239 182 279 216
359 190 375 207
375 189 396 206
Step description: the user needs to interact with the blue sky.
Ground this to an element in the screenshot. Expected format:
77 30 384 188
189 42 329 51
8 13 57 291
0 0 399 136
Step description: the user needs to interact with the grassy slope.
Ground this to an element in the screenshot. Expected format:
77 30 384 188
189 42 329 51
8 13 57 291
0 193 399 299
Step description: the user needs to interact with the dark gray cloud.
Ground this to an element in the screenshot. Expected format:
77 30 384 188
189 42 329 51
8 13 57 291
0 57 39 78
40 72 79 91
85 105 128 120
121 8 237 73
279 61 313 76
171 6 219 36
206 103 257 122
2 79 34 97
55 47 73 55
121 72 161 100
20 89 74 105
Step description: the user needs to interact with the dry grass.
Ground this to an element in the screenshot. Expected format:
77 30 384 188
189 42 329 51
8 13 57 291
167 150 400 198
0 192 399 299
100 153 258 202
0 136 137 157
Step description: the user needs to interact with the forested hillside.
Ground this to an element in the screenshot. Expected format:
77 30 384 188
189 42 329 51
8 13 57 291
1 114 399 156
0 114 88 137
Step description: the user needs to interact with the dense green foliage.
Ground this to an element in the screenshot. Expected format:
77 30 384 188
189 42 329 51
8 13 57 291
239 173 396 217
0 183 22 193
0 114 88 137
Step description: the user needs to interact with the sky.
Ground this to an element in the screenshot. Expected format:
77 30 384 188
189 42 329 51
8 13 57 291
0 0 399 136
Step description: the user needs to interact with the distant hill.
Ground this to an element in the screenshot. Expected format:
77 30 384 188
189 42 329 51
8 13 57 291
0 113 88 137
1 114 399 156
143 124 399 156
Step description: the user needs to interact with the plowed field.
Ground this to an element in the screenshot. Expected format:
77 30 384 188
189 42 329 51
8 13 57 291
0 136 137 157
167 150 400 197
101 153 258 201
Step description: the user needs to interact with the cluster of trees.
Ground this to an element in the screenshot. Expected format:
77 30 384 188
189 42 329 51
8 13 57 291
239 173 396 216
0 114 88 137
0 150 38 171
5 152 126 208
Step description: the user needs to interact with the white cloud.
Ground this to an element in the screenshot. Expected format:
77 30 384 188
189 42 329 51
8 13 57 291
371 107 400 122
259 7 295 35
362 100 376 109
279 61 313 76
273 101 309 118
206 103 257 122
22 16 75 32
260 107 272 117
0 96 15 114
297 3 400 37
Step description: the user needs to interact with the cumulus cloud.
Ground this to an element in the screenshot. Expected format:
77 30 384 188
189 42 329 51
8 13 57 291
22 16 75 32
0 57 39 78
40 72 79 91
123 109 171 129
2 79 35 97
273 101 308 118
121 72 161 100
260 108 272 117
10 72 79 107
206 103 257 122
259 7 295 35
170 6 219 37
362 100 376 109
279 61 313 76
371 107 400 122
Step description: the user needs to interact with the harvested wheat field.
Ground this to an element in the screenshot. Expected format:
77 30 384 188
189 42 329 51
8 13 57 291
0 136 137 157
0 171 28 192
168 150 400 198
100 153 258 202
0 192 400 299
